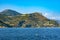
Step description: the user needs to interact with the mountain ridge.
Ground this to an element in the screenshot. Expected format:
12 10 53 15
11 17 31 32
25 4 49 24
0 9 21 16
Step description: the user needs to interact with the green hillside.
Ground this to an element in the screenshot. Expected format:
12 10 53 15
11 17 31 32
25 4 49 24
0 9 59 28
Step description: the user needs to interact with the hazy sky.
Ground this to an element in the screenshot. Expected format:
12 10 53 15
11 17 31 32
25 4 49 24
0 0 60 20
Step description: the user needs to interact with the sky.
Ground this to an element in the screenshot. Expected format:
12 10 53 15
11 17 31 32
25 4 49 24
0 0 60 20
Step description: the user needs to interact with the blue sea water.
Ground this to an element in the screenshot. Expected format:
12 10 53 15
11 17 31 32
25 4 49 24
0 28 60 40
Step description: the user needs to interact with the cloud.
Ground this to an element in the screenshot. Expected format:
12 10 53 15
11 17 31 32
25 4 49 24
43 13 50 17
43 13 60 20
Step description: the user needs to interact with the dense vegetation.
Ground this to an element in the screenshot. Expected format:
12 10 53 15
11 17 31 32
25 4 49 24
0 9 59 28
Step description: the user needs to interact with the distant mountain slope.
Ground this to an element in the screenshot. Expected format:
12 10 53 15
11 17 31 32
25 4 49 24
16 12 59 27
56 20 60 26
0 9 21 16
0 9 59 28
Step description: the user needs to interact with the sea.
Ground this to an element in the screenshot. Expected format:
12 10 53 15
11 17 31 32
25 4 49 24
0 28 60 40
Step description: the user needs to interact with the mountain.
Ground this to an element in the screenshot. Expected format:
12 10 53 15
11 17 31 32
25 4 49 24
56 20 60 26
17 12 59 27
56 20 60 24
0 9 21 16
0 9 59 28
